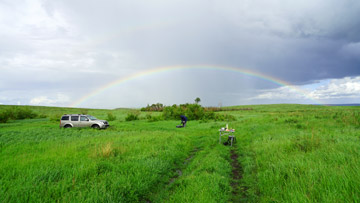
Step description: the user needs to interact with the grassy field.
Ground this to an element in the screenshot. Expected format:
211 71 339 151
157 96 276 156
0 104 360 202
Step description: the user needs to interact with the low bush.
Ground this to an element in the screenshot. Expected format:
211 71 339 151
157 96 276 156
184 104 204 120
0 107 38 123
50 114 62 122
145 113 164 122
107 112 117 121
163 104 205 120
13 107 37 119
162 103 237 122
203 111 215 120
0 110 11 123
125 111 140 121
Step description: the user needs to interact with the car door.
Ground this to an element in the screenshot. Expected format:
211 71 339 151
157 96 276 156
79 116 90 127
70 116 80 127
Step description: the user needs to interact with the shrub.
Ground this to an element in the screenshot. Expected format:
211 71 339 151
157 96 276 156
143 102 239 122
185 104 204 120
0 107 38 123
50 114 62 122
145 113 152 120
0 110 11 123
163 105 185 120
162 104 206 120
13 108 37 119
203 110 215 120
147 114 164 122
107 112 117 121
125 111 140 121
39 114 47 118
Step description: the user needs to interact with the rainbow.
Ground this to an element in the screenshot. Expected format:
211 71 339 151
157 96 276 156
71 65 322 107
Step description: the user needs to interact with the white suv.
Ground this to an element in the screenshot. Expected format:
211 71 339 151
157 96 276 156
60 114 109 129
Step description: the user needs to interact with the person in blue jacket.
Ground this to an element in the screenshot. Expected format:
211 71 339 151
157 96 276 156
179 115 187 127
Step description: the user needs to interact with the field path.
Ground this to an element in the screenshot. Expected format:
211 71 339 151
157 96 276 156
229 143 247 202
168 146 201 186
145 135 208 202
143 146 202 203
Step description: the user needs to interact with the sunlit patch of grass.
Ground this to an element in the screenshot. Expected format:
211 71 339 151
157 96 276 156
100 142 114 158
92 142 128 158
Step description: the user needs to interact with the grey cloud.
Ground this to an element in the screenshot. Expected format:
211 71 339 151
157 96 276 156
340 42 360 59
1 0 360 108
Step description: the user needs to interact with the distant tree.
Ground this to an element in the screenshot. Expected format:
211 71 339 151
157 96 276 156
195 97 201 104
141 103 164 111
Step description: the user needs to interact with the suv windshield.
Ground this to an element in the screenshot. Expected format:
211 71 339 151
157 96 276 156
88 115 98 120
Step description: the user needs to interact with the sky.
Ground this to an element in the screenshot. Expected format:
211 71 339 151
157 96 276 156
0 0 359 109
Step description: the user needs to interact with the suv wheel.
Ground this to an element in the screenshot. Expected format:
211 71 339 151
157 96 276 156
64 124 72 128
92 124 100 129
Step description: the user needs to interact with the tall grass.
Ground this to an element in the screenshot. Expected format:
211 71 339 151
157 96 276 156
1 104 360 202
234 105 360 202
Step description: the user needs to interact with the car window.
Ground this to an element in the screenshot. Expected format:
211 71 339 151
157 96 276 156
88 115 97 120
71 116 79 121
80 116 89 121
61 116 69 121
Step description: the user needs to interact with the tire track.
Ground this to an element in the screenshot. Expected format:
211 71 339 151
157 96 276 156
145 135 218 202
230 144 248 202
168 147 200 185
144 146 203 202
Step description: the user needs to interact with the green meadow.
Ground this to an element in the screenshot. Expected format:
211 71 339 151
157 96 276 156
1 104 360 202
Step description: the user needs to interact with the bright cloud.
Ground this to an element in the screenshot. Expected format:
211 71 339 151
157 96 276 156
252 76 360 103
29 93 70 106
309 77 360 99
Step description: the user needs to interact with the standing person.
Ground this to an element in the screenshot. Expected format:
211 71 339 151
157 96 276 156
180 115 187 127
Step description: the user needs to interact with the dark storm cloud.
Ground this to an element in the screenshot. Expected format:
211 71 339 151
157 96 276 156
1 0 360 107
43 0 360 78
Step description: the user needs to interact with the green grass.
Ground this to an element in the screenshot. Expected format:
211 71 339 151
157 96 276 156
1 104 360 202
